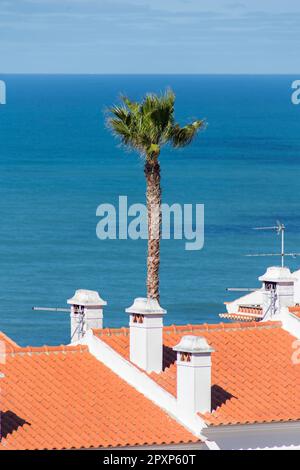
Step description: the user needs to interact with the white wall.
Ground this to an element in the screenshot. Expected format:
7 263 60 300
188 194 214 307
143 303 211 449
226 290 263 314
281 309 300 339
293 269 300 304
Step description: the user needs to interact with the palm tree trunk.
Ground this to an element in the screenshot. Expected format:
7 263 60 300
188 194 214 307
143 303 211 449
145 160 161 301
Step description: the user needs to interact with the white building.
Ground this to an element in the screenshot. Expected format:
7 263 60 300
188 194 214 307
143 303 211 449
220 265 300 323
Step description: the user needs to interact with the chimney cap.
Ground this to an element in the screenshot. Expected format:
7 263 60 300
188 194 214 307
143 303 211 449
67 289 107 307
259 266 296 283
126 297 166 315
173 335 214 354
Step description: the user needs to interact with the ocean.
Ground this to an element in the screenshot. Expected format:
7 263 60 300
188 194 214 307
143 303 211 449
0 74 300 346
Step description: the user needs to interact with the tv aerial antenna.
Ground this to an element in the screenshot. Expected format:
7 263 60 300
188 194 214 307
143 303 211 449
246 220 300 268
32 306 84 342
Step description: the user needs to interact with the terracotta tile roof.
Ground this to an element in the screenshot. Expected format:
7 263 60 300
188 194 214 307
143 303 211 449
0 340 198 450
238 306 263 315
289 306 300 312
95 321 300 427
219 312 263 321
219 306 264 322
289 306 300 318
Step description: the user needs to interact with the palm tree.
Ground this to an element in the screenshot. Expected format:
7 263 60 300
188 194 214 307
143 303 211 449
107 89 205 302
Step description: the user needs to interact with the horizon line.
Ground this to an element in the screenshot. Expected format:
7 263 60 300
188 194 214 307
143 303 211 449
1 72 300 76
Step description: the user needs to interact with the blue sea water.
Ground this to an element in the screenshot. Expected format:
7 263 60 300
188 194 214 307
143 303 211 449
0 75 300 346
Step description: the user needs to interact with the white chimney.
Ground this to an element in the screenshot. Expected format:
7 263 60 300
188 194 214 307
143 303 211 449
67 289 107 343
259 266 295 320
173 335 214 415
126 297 166 373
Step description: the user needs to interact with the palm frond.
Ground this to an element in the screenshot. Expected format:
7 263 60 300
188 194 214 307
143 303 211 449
121 96 140 113
109 105 130 123
108 118 132 146
170 120 206 148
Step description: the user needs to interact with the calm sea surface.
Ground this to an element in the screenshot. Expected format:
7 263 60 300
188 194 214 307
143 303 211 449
0 75 300 346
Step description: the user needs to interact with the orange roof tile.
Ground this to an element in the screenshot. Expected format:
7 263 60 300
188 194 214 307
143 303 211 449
289 306 300 312
238 306 263 314
289 306 300 318
219 313 263 321
95 321 300 427
0 340 198 450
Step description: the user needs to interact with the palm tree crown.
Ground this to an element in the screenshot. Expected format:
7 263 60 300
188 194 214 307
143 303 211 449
107 89 205 161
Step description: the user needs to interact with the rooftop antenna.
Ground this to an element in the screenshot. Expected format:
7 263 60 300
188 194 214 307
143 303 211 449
32 290 106 343
246 220 300 268
226 288 257 292
32 307 69 313
32 306 83 342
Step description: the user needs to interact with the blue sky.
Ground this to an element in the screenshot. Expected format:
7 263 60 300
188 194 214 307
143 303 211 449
1 0 300 73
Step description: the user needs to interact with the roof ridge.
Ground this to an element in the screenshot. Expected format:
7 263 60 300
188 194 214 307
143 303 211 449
93 327 129 337
94 321 282 337
165 320 282 333
4 344 88 356
0 331 21 348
